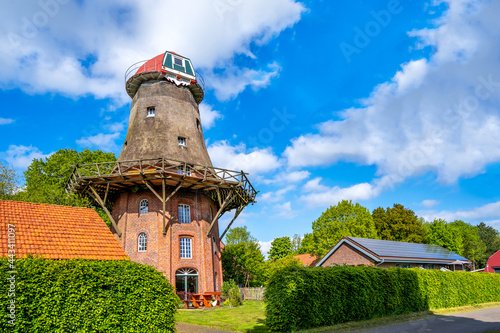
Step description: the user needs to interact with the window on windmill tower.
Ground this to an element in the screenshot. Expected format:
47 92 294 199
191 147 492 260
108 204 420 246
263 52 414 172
174 57 183 66
178 137 187 147
139 199 148 215
177 165 191 176
178 204 190 224
138 233 147 252
180 237 192 259
146 106 155 117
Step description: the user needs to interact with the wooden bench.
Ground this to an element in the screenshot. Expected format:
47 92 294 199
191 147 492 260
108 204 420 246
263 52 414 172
203 292 221 307
183 292 222 308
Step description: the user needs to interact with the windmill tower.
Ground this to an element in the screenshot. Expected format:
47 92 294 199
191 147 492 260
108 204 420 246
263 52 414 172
67 51 257 296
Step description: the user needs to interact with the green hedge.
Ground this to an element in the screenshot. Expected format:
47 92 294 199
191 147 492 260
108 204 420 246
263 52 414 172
265 266 500 331
0 258 178 332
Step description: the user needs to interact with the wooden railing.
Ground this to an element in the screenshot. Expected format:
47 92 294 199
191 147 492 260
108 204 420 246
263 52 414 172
65 157 257 201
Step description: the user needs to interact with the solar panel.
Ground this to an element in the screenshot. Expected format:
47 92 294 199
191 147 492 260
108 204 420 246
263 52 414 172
348 237 469 261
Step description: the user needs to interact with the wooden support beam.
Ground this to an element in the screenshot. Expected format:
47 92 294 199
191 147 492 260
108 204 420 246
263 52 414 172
220 206 244 240
207 189 234 236
88 185 122 237
216 188 222 206
143 179 163 202
162 178 166 235
103 183 110 205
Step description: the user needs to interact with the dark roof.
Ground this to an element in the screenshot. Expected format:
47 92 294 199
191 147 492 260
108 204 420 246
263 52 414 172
348 237 469 261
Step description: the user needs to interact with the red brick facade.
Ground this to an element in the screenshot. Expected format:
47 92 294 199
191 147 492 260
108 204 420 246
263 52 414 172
321 243 376 267
112 188 222 293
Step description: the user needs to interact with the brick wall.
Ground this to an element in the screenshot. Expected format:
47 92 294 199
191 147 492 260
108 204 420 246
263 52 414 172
321 243 375 267
112 188 222 293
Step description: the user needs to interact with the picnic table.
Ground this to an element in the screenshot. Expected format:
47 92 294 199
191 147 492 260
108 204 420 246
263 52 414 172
183 292 221 309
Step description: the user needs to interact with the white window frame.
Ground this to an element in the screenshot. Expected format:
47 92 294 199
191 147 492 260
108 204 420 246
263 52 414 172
139 199 148 215
178 204 190 224
180 237 192 259
177 165 191 176
138 233 147 252
178 137 187 147
173 57 183 67
146 106 155 117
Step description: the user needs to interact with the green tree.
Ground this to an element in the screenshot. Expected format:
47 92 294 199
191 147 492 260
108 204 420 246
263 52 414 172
291 234 302 254
297 233 314 254
372 204 426 243
449 220 485 269
426 219 463 255
477 222 500 268
224 226 256 245
262 255 302 283
221 227 265 287
268 236 293 261
308 200 377 257
16 148 115 206
0 162 18 200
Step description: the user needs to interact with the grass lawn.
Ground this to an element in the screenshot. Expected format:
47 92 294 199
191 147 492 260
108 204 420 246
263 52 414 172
176 301 500 333
175 301 268 332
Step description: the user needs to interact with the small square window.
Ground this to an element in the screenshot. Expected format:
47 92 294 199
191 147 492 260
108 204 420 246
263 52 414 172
174 57 183 66
177 165 191 176
147 107 155 117
178 137 186 147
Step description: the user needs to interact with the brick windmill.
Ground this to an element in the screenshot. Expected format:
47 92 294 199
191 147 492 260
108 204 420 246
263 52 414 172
66 51 257 296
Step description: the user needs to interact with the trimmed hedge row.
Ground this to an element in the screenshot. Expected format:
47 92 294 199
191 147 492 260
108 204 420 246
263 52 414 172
265 266 500 331
0 258 178 332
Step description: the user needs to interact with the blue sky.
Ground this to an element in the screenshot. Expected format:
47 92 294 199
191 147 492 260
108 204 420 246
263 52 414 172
1 0 500 254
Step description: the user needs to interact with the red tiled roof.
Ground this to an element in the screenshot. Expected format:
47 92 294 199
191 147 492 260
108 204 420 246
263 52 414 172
0 200 129 260
294 253 319 267
135 53 164 75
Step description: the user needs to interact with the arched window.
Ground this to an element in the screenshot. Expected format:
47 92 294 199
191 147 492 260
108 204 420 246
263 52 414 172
138 233 147 252
175 268 198 300
139 199 148 215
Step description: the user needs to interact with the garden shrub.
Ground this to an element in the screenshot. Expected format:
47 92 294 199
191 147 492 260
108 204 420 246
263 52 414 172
0 257 178 332
265 265 500 331
221 279 242 307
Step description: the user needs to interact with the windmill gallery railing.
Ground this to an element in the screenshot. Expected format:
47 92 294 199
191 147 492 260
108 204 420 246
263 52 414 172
65 157 258 237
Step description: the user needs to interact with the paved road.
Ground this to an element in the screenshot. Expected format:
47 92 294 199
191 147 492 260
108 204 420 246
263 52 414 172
176 322 234 333
362 307 500 333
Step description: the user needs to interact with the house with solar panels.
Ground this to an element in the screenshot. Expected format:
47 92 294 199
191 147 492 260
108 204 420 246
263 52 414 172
316 236 470 270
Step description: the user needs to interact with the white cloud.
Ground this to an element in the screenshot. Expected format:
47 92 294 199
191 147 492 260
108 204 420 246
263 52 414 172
419 201 500 230
260 185 295 203
284 1 500 190
199 103 223 130
0 118 14 125
208 140 280 175
275 201 296 219
0 145 52 169
300 176 390 208
421 199 440 208
0 0 304 103
206 63 282 101
264 170 310 184
105 120 127 133
259 240 273 258
76 132 120 152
